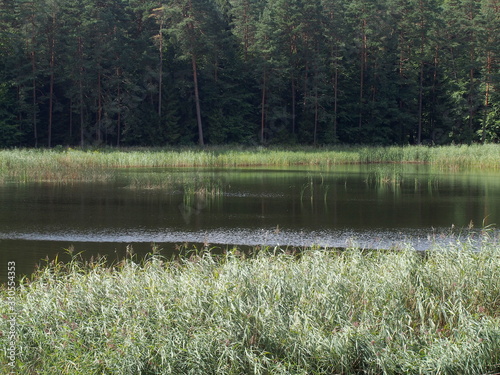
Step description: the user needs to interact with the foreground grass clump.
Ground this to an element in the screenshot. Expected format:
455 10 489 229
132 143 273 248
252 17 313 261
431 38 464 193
0 144 499 183
1 239 499 375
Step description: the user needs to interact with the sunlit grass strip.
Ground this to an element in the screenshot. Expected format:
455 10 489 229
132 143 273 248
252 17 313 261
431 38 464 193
1 238 499 374
0 145 499 182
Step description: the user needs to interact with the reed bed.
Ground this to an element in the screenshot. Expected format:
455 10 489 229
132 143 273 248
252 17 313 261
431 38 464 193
1 237 499 374
0 145 499 183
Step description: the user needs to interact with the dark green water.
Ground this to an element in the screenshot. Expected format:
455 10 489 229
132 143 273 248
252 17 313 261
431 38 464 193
1 165 499 279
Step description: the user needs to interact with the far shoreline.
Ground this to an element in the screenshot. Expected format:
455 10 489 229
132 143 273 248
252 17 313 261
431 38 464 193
0 144 499 184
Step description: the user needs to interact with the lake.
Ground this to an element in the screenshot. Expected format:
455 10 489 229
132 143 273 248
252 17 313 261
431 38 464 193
1 164 499 279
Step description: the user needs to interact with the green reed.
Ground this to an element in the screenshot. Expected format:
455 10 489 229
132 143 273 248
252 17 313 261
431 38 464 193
0 145 499 183
364 165 405 188
1 236 499 374
182 179 224 210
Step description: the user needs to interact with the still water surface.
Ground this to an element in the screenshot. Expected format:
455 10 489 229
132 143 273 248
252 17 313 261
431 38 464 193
1 164 499 278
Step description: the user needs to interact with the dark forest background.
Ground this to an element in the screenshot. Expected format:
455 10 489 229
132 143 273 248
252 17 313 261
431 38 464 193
0 0 499 147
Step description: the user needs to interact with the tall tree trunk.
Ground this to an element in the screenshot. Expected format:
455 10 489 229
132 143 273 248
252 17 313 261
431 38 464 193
69 99 73 139
31 50 38 147
191 53 204 146
359 18 367 129
117 68 121 146
48 23 55 148
117 110 121 147
260 70 266 143
291 76 296 134
314 88 318 146
417 62 424 144
467 4 476 143
397 30 406 143
468 65 474 137
28 5 38 147
158 19 163 122
482 51 492 143
329 11 338 142
78 37 84 147
243 0 250 61
430 46 439 139
97 70 102 143
16 86 22 141
303 62 308 108
333 62 338 141
417 3 426 145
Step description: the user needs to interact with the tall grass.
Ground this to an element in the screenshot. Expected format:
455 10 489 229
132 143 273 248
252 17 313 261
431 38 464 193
1 237 499 374
0 144 499 182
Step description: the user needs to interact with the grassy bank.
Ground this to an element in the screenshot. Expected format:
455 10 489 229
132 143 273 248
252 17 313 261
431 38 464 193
0 144 499 182
1 239 499 374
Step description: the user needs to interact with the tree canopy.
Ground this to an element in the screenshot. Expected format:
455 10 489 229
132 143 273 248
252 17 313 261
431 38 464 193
0 0 499 147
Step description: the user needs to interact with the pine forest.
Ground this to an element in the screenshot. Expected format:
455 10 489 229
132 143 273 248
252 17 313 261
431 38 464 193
0 0 499 147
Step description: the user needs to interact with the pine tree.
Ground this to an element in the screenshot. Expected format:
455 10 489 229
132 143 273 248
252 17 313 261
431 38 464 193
442 0 482 143
228 0 266 61
477 0 500 142
160 0 224 146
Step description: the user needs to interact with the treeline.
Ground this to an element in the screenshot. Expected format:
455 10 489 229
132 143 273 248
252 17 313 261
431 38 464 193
0 0 499 147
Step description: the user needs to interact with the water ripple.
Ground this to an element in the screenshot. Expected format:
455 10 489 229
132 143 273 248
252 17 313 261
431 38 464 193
0 227 493 251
